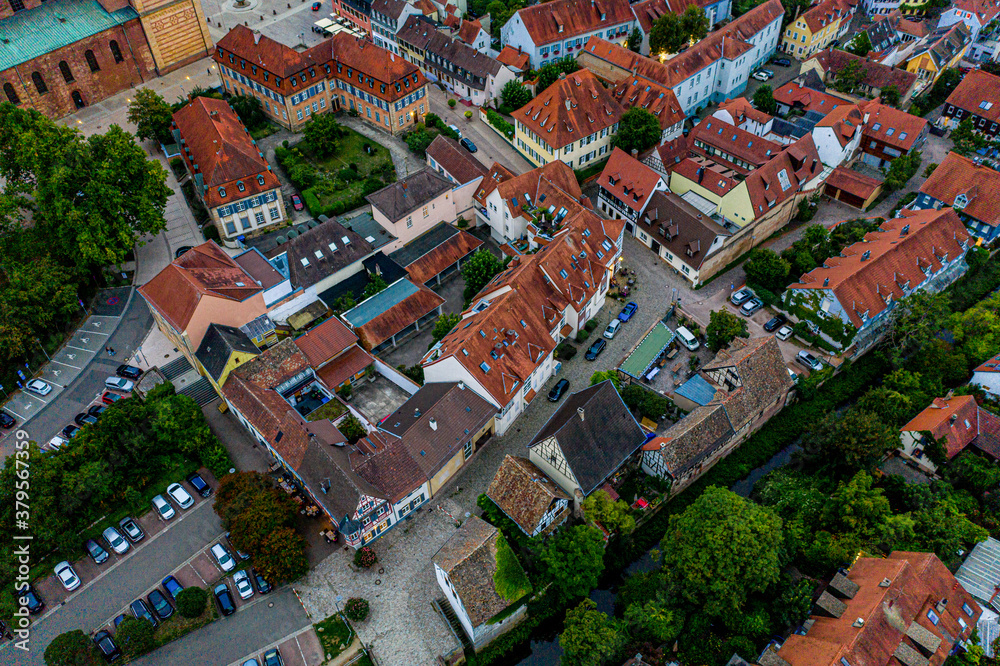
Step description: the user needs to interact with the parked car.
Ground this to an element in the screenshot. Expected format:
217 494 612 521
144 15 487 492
252 569 272 594
618 302 638 322
263 648 284 666
730 287 755 306
130 598 158 627
61 424 80 440
0 411 15 428
101 391 124 405
448 124 462 139
119 516 144 542
93 630 121 662
87 404 106 419
233 570 255 600
214 582 236 616
547 378 570 402
116 364 142 380
113 614 127 627
212 543 236 572
84 539 110 565
585 338 606 361
17 583 44 614
162 575 184 602
74 412 98 427
102 526 130 555
740 298 764 316
796 350 823 371
186 472 212 497
54 561 81 592
763 314 787 332
174 246 193 258
603 319 621 339
25 379 52 396
291 194 304 211
752 70 770 81
151 494 176 521
147 589 174 620
104 377 134 392
166 482 194 509
46 435 68 451
772 57 791 66
460 137 478 153
775 325 793 341
675 326 700 351
243 660 261 666
311 1 321 8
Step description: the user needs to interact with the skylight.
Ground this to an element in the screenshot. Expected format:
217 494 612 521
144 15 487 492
777 169 791 192
480 362 490 373
300 257 310 267
872 123 881 131
328 242 338 252
342 236 351 245
559 269 568 279
886 128 894 136
314 250 323 259
981 100 994 110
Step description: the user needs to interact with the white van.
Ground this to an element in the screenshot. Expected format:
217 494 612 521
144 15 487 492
676 326 700 351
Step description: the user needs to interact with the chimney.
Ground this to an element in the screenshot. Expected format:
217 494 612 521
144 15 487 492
429 417 438 431
414 407 421 418
852 618 865 628
951 413 958 424
565 98 572 110
402 181 408 193
457 381 465 390
577 407 585 421
517 46 522 54
631 148 638 158
253 31 262 44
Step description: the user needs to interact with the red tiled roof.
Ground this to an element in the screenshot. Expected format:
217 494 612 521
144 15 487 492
810 48 918 93
401 229 483 284
610 77 685 131
330 32 426 101
599 148 664 214
975 351 1000 374
742 135 822 218
216 25 327 79
137 241 262 333
426 135 489 185
816 103 864 147
456 18 484 44
473 163 516 205
516 69 625 150
495 160 584 220
946 68 1000 125
825 166 882 199
486 455 570 536
861 101 927 151
717 97 773 127
789 208 971 328
901 395 979 458
496 45 530 71
920 151 1000 227
672 157 739 197
954 0 1000 23
293 316 359 367
172 97 280 209
689 116 782 173
315 344 375 389
773 79 845 114
513 0 634 45
797 0 854 35
354 285 445 349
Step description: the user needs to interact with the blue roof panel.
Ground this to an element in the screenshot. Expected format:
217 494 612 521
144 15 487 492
675 374 716 406
341 279 419 327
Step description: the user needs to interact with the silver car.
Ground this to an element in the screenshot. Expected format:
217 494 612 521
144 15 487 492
211 543 236 572
54 561 81 592
166 483 194 509
25 379 52 396
151 494 176 520
730 287 755 306
102 526 130 555
233 570 254 600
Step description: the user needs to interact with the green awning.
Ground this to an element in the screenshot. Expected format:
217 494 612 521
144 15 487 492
620 322 675 379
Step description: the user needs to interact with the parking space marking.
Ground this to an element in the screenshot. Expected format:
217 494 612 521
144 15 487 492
50 360 82 370
223 625 315 666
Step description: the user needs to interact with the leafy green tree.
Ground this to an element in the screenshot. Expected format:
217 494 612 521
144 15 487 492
624 596 684 643
536 57 580 92
952 118 989 157
256 526 310 583
952 292 1000 364
911 501 987 566
831 60 864 93
345 597 370 621
582 489 636 535
500 80 532 111
884 290 951 366
303 113 344 158
881 84 901 107
612 108 662 154
822 471 891 537
627 27 643 52
660 486 783 616
884 149 922 192
744 248 790 291
752 84 777 115
775 576 814 628
404 128 434 156
706 309 749 352
339 414 367 443
229 94 268 131
214 471 275 526
44 630 101 666
461 249 504 302
432 312 461 342
680 4 709 42
115 616 156 658
361 274 388 300
949 453 1000 496
805 410 899 472
846 31 872 56
855 386 914 428
539 525 606 601
176 587 208 618
620 384 674 420
589 370 621 390
127 88 174 143
649 12 685 55
559 599 622 666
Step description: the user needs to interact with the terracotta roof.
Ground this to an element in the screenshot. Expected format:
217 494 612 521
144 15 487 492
610 77 685 131
396 227 483 285
234 248 285 290
773 79 845 114
493 160 583 220
314 344 374 389
512 0 634 46
330 32 426 101
816 103 864 147
371 0 409 20
599 148 664 214
171 97 280 209
366 168 453 222
486 455 570 536
776 552 980 666
789 208 971 328
351 434 426 502
216 25 327 79
473 163 516 205
195 323 259 382
672 157 739 198
137 241 263 333
396 16 502 90
901 395 979 458
293 316 359 367
426 135 489 185
742 135 823 218
351 282 445 349
796 0 854 35
630 0 716 34
457 18 485 44
496 45 530 71
908 23 971 71
637 191 729 271
528 381 647 495
946 69 1000 125
810 48 917 93
825 166 882 200
861 101 927 151
973 408 1000 459
717 97 774 127
920 152 1000 227
690 116 782 173
953 0 1000 24
975 351 1000 374
516 69 625 150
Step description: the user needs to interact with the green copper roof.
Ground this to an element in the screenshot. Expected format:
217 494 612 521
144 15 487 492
0 0 139 71
620 321 675 380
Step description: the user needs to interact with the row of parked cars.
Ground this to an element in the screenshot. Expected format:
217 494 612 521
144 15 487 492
46 365 142 449
730 287 825 372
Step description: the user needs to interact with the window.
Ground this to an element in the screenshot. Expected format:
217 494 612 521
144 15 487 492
255 211 266 226
237 181 245 192
109 40 124 63
31 72 47 95
85 50 100 72
964 602 974 616
257 175 265 186
219 186 226 198
463 441 473 459
269 206 280 220
927 609 939 625
59 61 74 83
886 128 894 136
240 217 252 231
9 0 24 11
225 221 237 235
406 220 413 228
3 82 19 104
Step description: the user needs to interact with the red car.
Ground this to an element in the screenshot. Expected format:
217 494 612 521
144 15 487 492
311 1 321 9
101 391 124 405
291 194 304 211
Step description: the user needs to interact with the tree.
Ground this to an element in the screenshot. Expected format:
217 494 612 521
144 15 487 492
539 525 606 601
846 31 872 56
361 273 388 299
884 149 922 192
559 599 622 666
627 27 643 52
660 486 783 616
214 471 275 527
432 313 461 342
229 491 297 555
589 370 621 390
127 88 174 143
822 471 891 538
881 84 901 107
680 4 709 42
649 13 685 55
744 248 790 291
404 128 434 156
706 309 749 352
303 113 344 158
536 57 580 92
115 616 155 659
752 84 777 115
885 290 952 366
952 292 1000 365
582 489 636 535
500 80 531 111
345 597 370 621
624 596 683 644
176 586 208 618
855 386 914 428
952 118 988 157
256 526 310 583
229 94 268 131
612 108 662 154
339 415 367 443
44 630 101 666
804 410 898 471
831 60 864 94
461 249 504 302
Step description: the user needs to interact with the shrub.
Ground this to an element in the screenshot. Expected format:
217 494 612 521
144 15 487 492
464 110 473 119
457 216 469 228
338 168 360 182
354 546 378 568
345 597 370 621
555 342 577 360
115 616 155 658
200 443 234 479
448 98 457 108
203 223 220 241
339 415 367 443
576 328 592 343
584 319 600 333
176 587 208 618
486 109 514 138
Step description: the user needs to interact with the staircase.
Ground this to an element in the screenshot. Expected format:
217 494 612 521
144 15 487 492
433 598 473 653
160 356 194 381
178 377 217 406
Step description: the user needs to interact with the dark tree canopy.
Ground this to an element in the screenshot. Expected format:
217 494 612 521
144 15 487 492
613 108 662 154
126 88 174 143
44 630 101 666
462 249 504 303
753 84 777 115
707 309 749 352
500 80 532 110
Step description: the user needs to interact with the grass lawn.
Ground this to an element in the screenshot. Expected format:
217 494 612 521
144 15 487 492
154 600 219 647
315 613 355 659
305 398 346 422
296 127 395 215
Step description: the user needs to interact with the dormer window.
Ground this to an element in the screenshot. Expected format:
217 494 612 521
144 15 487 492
218 186 226 197
257 175 265 186
237 181 246 192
